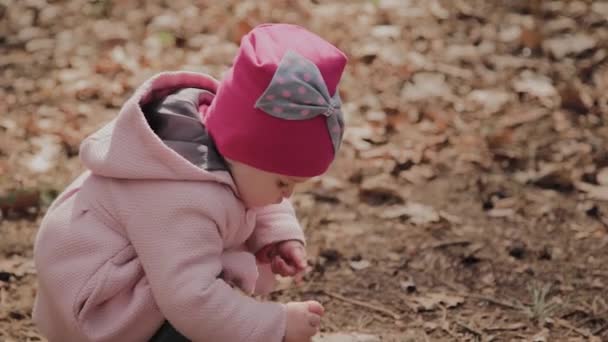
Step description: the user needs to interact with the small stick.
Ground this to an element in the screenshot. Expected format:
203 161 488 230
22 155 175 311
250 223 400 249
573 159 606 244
574 308 608 328
323 290 401 320
554 318 591 338
425 239 471 250
592 322 608 336
458 292 523 310
483 323 526 332
439 305 458 339
455 320 485 338
0 287 5 307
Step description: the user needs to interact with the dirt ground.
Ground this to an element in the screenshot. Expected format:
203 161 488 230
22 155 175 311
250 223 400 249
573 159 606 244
2 0 608 341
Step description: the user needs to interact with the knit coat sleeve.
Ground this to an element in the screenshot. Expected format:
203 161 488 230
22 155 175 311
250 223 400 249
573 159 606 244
247 199 306 253
117 180 286 342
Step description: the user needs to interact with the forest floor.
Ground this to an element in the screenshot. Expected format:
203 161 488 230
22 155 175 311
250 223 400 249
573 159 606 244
2 0 608 341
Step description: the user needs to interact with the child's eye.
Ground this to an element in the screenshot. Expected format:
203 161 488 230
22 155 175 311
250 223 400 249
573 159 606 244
278 180 288 188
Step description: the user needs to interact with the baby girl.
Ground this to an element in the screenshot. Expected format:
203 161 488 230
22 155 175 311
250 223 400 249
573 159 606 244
32 23 347 342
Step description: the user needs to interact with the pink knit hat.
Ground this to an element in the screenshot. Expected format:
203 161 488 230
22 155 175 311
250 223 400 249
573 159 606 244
204 23 348 177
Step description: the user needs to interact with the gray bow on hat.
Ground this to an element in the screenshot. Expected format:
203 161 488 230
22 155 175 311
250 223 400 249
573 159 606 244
254 50 344 153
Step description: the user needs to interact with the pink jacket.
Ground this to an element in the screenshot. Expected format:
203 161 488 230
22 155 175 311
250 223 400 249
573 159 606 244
32 72 305 342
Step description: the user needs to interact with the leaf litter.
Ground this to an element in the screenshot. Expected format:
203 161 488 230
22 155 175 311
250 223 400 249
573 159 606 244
3 0 608 340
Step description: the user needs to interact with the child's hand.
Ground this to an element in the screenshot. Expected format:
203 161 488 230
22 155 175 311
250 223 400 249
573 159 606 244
256 240 307 278
284 301 324 342
272 240 307 277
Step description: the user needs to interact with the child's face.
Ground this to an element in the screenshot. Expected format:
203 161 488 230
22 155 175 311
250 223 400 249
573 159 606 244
226 159 309 208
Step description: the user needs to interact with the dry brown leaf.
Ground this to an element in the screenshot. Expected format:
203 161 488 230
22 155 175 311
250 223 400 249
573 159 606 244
551 111 572 132
428 0 449 20
400 277 417 293
401 72 454 102
559 84 591 114
575 181 608 201
359 174 405 207
597 168 608 186
231 19 253 45
0 189 40 217
497 108 549 128
379 202 440 225
410 293 465 312
531 328 549 342
520 27 543 51
467 89 511 114
399 164 436 185
543 33 596 59
349 259 371 271
487 208 515 218
512 72 557 99
0 257 36 278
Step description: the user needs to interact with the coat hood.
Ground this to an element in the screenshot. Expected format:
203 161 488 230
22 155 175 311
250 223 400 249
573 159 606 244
79 72 237 193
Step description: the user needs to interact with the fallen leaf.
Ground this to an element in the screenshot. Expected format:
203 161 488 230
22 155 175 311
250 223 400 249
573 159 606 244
487 208 515 218
428 0 449 20
485 322 526 332
512 71 557 99
349 259 371 271
499 25 522 43
370 25 401 40
92 20 131 43
594 169 608 188
24 135 62 173
575 181 608 201
399 164 436 185
559 84 591 114
423 321 439 332
230 19 253 44
0 189 40 217
543 17 577 36
359 174 404 206
400 277 417 293
520 27 543 51
591 278 604 289
551 111 572 132
410 293 465 312
313 333 380 342
401 72 454 102
543 33 596 59
467 89 511 114
532 328 549 342
439 211 462 224
0 257 36 278
379 202 440 225
592 2 608 18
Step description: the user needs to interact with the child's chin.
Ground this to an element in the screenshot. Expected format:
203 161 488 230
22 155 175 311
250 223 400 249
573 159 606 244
248 198 282 209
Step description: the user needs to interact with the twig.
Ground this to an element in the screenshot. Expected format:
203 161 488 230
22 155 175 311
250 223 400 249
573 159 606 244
322 291 401 320
560 307 588 320
592 322 608 336
455 320 485 338
554 318 591 338
574 309 608 328
457 292 523 311
439 304 458 339
483 323 526 332
321 318 340 332
425 239 471 250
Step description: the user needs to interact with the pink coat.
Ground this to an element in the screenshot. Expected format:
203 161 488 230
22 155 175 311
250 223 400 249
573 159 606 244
32 72 305 342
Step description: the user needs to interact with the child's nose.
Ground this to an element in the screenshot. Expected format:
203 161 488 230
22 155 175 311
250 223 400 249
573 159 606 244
282 188 294 198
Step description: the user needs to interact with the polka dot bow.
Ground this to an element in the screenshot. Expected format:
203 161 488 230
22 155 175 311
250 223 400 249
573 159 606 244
254 50 344 153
